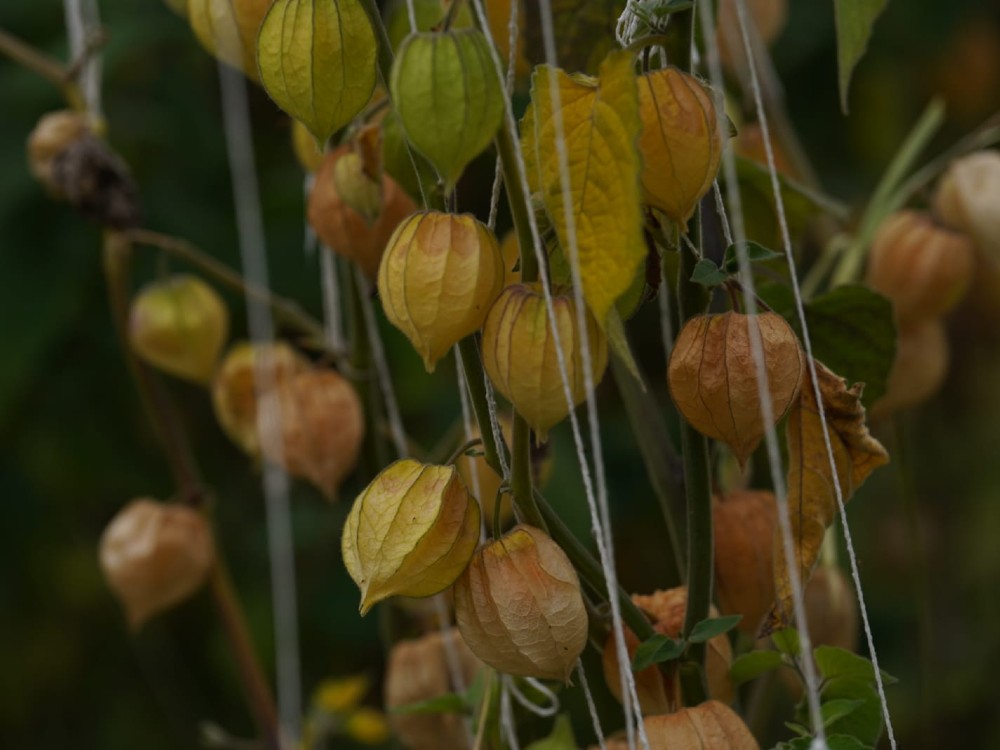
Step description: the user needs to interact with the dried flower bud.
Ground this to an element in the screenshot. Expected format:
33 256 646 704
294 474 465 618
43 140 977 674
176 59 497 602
866 210 974 326
128 274 229 385
258 368 364 500
668 311 804 466
384 629 482 750
99 499 215 630
211 341 310 456
601 701 759 750
871 319 949 418
934 150 1000 260
342 459 480 614
391 29 504 189
188 0 271 80
378 211 505 371
713 490 777 636
292 119 325 173
27 110 90 190
481 284 608 440
638 68 723 223
308 144 416 278
602 587 733 714
454 525 587 682
717 0 788 74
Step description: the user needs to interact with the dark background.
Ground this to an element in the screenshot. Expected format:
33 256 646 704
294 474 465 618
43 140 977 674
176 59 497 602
2 0 999 747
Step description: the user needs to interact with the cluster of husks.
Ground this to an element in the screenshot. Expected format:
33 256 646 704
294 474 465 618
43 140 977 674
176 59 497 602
668 311 804 466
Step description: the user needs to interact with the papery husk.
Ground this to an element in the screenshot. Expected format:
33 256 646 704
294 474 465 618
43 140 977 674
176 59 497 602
717 0 788 74
668 311 804 466
292 119 325 173
188 0 271 80
211 341 311 457
378 211 505 372
870 319 949 418
384 628 482 750
481 284 608 441
127 274 229 385
602 587 734 715
342 460 480 614
934 150 1000 260
713 490 777 636
27 110 91 191
866 210 974 327
600 701 759 750
99 499 215 630
258 368 364 500
308 144 416 278
454 525 587 682
637 68 723 223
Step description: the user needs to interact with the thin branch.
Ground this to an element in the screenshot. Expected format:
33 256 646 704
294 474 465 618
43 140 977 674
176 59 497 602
0 25 84 109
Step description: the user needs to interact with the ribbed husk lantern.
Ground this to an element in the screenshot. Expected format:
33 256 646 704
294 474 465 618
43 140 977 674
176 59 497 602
934 150 1000 260
128 274 229 385
866 210 974 327
871 319 949 417
188 0 271 80
481 284 608 440
390 28 505 189
454 525 588 682
637 68 723 223
602 587 734 715
99 499 215 630
378 211 505 371
384 629 483 750
342 459 481 615
211 341 310 457
601 701 759 750
27 109 91 192
713 490 778 636
258 368 364 500
668 311 804 466
308 144 416 279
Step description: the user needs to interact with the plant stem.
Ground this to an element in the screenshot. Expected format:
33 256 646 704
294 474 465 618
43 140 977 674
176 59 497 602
348 268 390 473
102 233 279 748
0 25 85 109
495 126 539 283
457 337 509 474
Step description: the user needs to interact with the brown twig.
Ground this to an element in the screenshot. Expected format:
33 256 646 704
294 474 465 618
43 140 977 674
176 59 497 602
0 25 85 109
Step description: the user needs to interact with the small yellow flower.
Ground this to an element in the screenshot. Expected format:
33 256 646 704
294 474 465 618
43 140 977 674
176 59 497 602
345 707 391 745
313 674 370 714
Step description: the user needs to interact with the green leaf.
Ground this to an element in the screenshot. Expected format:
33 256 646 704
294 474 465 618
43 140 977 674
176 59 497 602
723 240 783 273
524 714 577 750
772 628 801 658
814 645 897 686
631 634 685 672
821 698 866 728
774 735 872 750
690 258 728 287
257 0 378 143
822 677 884 747
784 722 811 738
390 692 469 716
687 615 742 643
730 650 785 686
797 285 896 407
834 0 889 113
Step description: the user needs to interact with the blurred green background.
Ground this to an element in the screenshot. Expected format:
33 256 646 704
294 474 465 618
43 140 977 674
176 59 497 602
2 0 1000 747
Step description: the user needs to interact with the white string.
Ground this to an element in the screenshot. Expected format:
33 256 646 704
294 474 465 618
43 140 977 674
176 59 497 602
319 248 345 353
486 0 521 231
469 1 646 746
354 267 409 459
499 676 522 750
433 603 475 749
63 0 103 116
615 0 646 46
454 348 487 540
483 371 511 479
729 1 897 744
214 62 301 750
404 0 418 34
507 677 561 718
712 180 734 246
577 660 608 750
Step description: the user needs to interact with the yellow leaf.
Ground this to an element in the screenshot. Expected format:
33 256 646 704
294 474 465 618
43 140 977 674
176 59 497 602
769 360 889 629
257 0 377 143
521 50 646 326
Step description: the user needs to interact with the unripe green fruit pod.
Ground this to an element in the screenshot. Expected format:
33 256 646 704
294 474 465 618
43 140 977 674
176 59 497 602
257 0 377 144
385 0 473 51
390 29 504 191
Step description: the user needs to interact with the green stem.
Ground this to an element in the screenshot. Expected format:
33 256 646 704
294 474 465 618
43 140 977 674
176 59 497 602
663 8 694 70
348 268 390 472
457 336 509 473
495 125 539 283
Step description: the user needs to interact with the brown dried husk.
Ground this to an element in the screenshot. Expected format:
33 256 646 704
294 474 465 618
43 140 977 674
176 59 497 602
713 490 777 635
481 284 608 441
258 368 364 500
871 319 949 418
866 210 974 327
602 587 734 714
668 311 804 466
342 460 481 614
600 700 759 750
211 341 311 457
454 525 587 682
378 211 505 371
637 68 723 223
99 499 215 630
384 628 482 750
27 110 90 190
308 144 416 278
